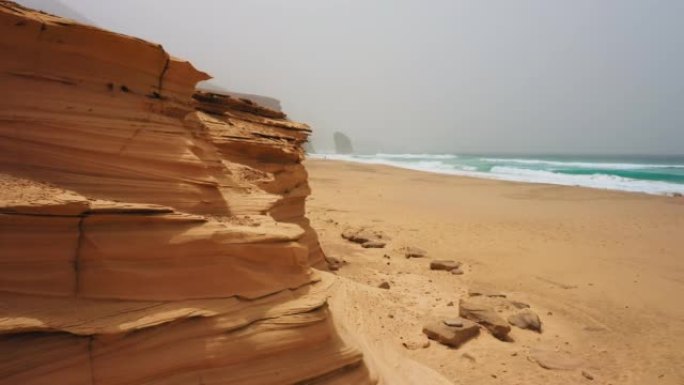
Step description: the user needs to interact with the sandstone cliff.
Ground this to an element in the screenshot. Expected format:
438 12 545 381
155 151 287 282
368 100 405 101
0 2 370 383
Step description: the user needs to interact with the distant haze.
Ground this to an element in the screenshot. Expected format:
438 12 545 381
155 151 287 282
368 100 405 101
20 0 684 155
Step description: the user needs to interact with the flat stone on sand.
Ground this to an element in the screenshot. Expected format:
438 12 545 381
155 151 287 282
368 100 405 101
459 298 511 340
423 317 480 347
430 260 462 271
361 240 386 248
341 227 389 248
405 246 427 258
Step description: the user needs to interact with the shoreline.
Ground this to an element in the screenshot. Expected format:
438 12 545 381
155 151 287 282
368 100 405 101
307 157 684 200
306 158 684 384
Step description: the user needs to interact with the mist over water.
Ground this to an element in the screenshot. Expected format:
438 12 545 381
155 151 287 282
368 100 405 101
311 153 684 195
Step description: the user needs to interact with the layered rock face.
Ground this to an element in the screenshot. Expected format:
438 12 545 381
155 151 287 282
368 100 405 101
0 2 371 384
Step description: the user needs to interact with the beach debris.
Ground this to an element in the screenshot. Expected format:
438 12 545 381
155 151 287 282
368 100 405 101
378 281 391 290
508 309 542 332
430 260 462 271
402 338 431 350
404 246 427 258
582 370 595 380
422 316 480 347
468 287 507 298
451 268 465 275
341 227 389 248
528 348 583 370
459 298 511 340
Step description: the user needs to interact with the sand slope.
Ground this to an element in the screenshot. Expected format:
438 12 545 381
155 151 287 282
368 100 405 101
307 159 684 385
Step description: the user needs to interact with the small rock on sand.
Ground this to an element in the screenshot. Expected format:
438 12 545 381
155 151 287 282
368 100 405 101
341 227 389 248
528 348 583 370
459 298 511 340
378 281 391 290
461 352 477 362
468 287 507 298
422 316 480 347
509 300 531 309
430 260 462 271
327 256 344 271
404 246 427 258
361 240 386 248
508 309 542 332
402 338 430 350
582 370 595 380
451 268 464 275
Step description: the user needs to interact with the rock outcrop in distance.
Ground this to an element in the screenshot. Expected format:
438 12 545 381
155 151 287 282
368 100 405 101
0 2 376 383
333 131 354 154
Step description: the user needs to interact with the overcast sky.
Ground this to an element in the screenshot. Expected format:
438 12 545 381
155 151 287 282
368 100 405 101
21 0 684 154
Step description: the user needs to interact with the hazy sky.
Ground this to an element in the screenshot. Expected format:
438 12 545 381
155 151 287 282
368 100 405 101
21 0 684 154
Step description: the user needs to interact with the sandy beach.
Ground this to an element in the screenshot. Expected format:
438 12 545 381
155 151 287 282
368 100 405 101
306 159 684 385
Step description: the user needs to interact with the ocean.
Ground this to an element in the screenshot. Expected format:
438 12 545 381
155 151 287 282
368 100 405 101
310 153 684 196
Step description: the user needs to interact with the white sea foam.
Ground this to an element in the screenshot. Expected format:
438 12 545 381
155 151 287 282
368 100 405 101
487 166 684 195
481 157 684 170
308 153 684 195
375 153 458 160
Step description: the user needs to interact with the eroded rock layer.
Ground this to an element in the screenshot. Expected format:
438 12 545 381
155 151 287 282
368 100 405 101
0 2 367 384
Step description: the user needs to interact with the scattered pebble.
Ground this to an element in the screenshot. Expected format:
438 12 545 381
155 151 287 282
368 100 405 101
468 288 506 298
461 352 477 362
508 309 543 332
404 246 427 258
362 240 386 248
402 338 430 350
509 300 531 309
327 256 344 271
430 260 462 271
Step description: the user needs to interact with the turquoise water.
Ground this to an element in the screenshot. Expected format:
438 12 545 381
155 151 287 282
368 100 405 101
311 153 684 195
